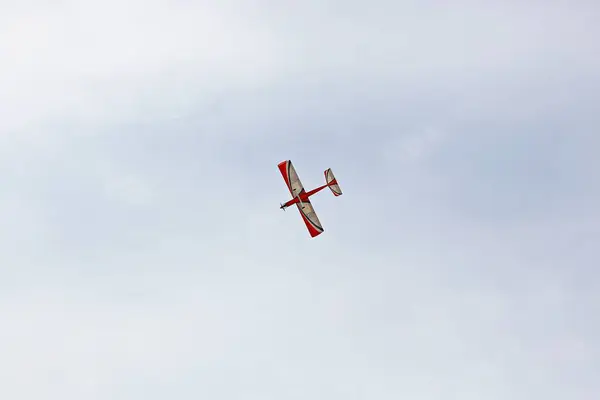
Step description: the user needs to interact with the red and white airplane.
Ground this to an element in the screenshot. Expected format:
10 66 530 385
278 160 343 237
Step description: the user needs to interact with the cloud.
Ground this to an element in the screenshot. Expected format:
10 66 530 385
0 0 284 134
1 1 599 399
381 127 447 164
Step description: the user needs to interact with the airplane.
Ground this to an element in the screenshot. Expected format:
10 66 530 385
278 160 342 237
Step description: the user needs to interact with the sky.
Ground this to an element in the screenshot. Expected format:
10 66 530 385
1 1 599 399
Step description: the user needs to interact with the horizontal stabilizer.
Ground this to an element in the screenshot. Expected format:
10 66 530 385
324 168 342 196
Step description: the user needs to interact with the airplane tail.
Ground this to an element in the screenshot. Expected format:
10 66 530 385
324 168 342 196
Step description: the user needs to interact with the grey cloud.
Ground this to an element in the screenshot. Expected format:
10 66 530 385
1 1 599 399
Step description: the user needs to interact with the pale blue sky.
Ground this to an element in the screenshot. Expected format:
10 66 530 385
1 1 599 399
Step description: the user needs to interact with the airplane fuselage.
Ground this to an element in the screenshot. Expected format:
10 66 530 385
280 183 329 209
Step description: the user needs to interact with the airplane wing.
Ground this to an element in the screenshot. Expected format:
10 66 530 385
278 160 305 197
278 160 324 237
296 198 324 237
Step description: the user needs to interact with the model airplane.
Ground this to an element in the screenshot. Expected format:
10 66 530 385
278 160 343 237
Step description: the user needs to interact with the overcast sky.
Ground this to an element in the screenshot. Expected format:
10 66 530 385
1 1 599 399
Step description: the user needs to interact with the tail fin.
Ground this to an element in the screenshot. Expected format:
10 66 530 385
324 168 343 196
